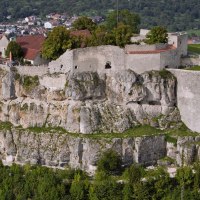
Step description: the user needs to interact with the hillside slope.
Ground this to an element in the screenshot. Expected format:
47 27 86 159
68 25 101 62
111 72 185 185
1 0 200 31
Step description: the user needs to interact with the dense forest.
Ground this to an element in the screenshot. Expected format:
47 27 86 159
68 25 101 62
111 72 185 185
0 0 200 31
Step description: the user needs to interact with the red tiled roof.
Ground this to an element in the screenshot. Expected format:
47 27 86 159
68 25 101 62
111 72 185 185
70 29 91 38
126 45 176 54
16 35 45 60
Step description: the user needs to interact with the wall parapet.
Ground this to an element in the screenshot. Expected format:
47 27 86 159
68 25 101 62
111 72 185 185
125 43 168 52
0 65 48 76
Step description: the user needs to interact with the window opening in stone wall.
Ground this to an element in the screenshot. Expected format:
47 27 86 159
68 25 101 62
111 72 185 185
165 65 169 69
75 66 78 69
105 61 111 69
60 64 63 69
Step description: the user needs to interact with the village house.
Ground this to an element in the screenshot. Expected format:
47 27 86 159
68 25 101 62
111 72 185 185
44 20 60 29
16 35 48 65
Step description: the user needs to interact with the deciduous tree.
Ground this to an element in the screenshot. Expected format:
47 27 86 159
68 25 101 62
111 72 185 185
145 26 168 44
106 9 140 33
113 23 132 47
72 16 97 31
42 26 72 60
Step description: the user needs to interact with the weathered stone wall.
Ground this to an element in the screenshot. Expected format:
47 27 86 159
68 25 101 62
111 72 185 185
47 44 183 74
15 66 48 76
160 49 180 69
177 34 188 57
48 50 73 74
125 43 167 52
168 33 188 56
73 45 125 73
168 69 200 133
0 65 48 77
125 53 161 74
32 54 49 66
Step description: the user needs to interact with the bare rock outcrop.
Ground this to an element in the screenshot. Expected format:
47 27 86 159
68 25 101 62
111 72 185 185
0 67 179 133
0 128 167 173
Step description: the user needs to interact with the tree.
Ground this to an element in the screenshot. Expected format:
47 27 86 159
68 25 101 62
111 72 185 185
106 9 140 33
145 26 168 44
122 183 134 200
42 26 72 60
90 171 123 200
88 25 115 46
70 173 89 200
123 164 144 185
72 16 97 32
5 41 23 60
133 182 150 200
113 23 133 47
97 149 122 175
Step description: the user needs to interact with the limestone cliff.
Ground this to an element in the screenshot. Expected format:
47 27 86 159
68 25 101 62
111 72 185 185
0 67 199 172
0 126 199 173
0 67 179 134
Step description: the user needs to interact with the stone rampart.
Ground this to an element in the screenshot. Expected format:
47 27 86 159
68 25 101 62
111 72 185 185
168 69 200 132
125 43 167 52
125 53 161 74
160 49 180 69
48 50 73 74
73 45 125 73
15 66 48 76
0 65 48 76
47 41 183 75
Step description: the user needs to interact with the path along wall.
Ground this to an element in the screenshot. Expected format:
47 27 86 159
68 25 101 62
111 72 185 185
168 69 200 133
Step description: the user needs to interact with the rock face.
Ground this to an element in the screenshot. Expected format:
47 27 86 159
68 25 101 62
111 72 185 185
0 67 179 134
0 128 199 173
0 128 167 173
0 67 198 172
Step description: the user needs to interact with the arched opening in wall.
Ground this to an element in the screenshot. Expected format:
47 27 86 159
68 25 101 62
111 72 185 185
105 61 111 69
74 65 78 69
60 64 63 69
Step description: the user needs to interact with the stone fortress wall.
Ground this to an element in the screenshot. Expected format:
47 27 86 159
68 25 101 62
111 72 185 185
0 30 189 77
168 69 200 133
1 65 48 77
1 30 200 135
48 31 188 74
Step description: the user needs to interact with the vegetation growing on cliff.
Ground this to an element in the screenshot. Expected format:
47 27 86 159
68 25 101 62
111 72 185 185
22 75 39 92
